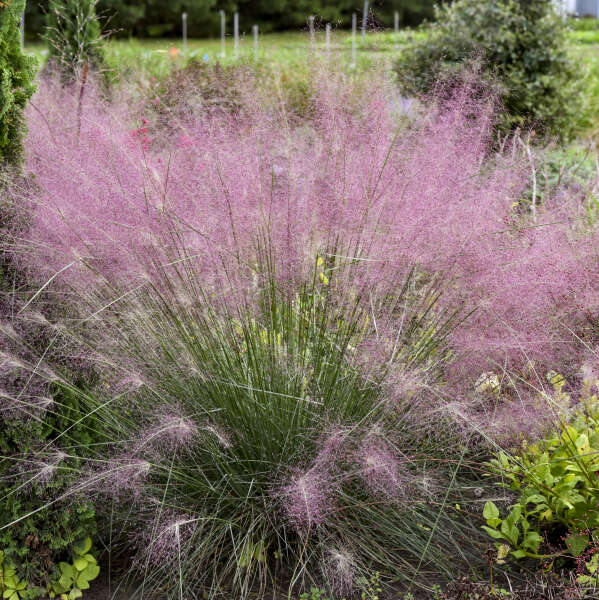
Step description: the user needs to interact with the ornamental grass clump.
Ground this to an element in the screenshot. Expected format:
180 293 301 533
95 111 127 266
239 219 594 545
1 249 488 599
6 66 599 597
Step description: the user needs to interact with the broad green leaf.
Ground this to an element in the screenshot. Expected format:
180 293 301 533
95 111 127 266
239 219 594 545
59 563 74 579
566 533 590 557
73 558 88 572
483 501 499 521
73 538 92 556
523 531 543 552
511 549 527 559
79 564 100 582
481 525 504 540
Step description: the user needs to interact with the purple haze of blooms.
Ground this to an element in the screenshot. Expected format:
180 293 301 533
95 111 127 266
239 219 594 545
14 71 599 437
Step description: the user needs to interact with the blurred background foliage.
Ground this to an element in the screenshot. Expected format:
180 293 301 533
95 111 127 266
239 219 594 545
24 0 445 39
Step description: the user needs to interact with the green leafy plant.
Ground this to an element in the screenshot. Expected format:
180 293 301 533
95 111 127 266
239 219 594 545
0 551 28 600
48 538 99 600
482 374 599 561
297 588 332 600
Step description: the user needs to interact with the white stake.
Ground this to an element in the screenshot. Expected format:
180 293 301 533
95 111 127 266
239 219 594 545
20 12 25 52
182 12 187 54
234 12 239 58
308 15 315 47
325 22 331 54
351 12 356 67
252 24 259 61
220 10 226 58
361 0 368 43
394 10 399 51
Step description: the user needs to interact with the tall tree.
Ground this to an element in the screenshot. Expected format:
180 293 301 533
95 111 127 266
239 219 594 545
0 0 36 165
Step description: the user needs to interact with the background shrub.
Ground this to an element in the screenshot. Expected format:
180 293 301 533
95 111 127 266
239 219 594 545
394 0 580 138
45 0 105 81
0 0 36 165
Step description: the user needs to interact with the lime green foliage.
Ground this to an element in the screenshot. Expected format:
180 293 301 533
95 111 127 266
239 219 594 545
0 551 30 600
0 0 36 165
482 373 599 561
45 0 104 80
48 538 100 600
0 541 98 600
394 0 580 138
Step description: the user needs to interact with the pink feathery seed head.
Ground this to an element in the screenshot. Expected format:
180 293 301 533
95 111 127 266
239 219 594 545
33 450 67 486
279 466 334 531
313 427 351 468
199 422 232 449
76 456 152 501
114 374 145 392
15 70 599 420
106 456 152 499
136 408 198 455
355 437 406 499
326 548 355 597
135 511 197 568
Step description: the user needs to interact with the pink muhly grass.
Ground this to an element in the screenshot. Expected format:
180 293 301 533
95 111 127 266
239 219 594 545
279 465 334 530
75 456 152 501
326 548 355 597
13 68 599 438
354 437 406 499
135 511 197 568
135 409 198 455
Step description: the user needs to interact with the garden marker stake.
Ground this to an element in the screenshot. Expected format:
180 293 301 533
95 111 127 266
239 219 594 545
325 22 331 55
362 0 368 43
234 12 239 58
252 24 258 60
351 12 357 67
182 12 187 54
394 11 399 51
308 15 315 47
220 10 225 58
